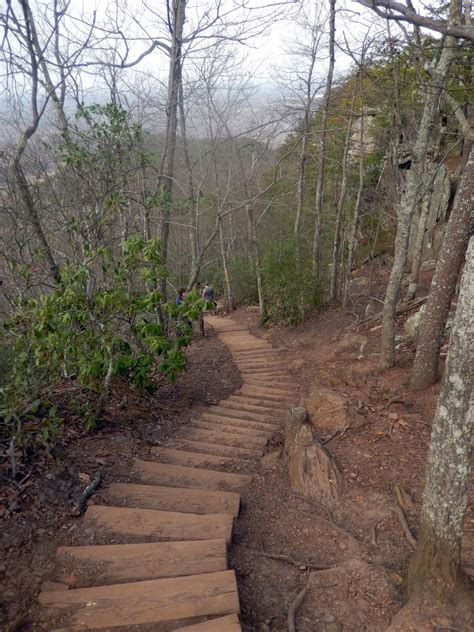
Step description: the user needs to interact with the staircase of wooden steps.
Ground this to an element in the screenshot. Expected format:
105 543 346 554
39 315 297 630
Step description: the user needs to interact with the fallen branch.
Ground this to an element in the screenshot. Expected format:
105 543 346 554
72 471 102 516
392 505 417 549
288 573 310 632
360 296 428 325
255 549 331 571
322 425 350 445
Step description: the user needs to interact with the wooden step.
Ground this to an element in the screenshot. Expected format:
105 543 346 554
134 459 253 492
169 439 262 460
243 379 295 390
83 505 234 542
237 362 287 370
226 395 282 411
40 570 239 629
206 407 276 427
217 398 281 415
242 371 292 379
193 419 271 440
55 539 228 587
238 386 293 401
185 427 267 451
176 613 241 631
200 412 275 434
105 482 240 516
151 447 257 472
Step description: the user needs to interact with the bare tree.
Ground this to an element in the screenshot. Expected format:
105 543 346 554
378 1 461 370
407 234 473 600
411 144 473 390
312 0 336 294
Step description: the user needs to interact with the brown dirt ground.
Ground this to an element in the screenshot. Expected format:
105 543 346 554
1 271 473 631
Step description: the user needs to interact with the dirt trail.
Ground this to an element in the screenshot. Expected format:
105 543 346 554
38 315 296 631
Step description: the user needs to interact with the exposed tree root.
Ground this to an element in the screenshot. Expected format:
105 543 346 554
253 548 332 572
71 471 102 516
392 505 417 549
288 573 310 632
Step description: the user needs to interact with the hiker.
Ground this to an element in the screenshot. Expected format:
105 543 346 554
176 288 186 307
202 282 217 312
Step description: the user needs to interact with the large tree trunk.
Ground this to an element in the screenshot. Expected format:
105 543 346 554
219 218 234 310
247 204 265 320
379 30 457 370
408 235 474 598
411 144 474 390
329 105 354 302
158 0 186 301
311 0 335 293
343 99 364 307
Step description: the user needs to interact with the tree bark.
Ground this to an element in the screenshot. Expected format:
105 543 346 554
312 0 336 293
408 235 474 598
411 144 474 390
379 25 458 371
159 0 186 301
329 104 354 302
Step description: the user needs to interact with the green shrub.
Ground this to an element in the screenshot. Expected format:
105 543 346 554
0 237 204 464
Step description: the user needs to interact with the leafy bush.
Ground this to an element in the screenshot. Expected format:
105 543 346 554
0 237 204 465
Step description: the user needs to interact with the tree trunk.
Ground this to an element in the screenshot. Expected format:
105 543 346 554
159 0 186 301
247 204 265 320
343 101 365 307
311 0 336 293
408 235 474 598
329 105 354 302
379 31 457 370
219 217 234 310
411 144 474 390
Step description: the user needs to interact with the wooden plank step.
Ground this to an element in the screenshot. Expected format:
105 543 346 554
226 395 283 410
83 505 234 542
40 570 239 630
105 482 241 516
150 447 257 472
239 382 293 395
242 377 297 393
238 386 293 401
55 540 228 587
169 439 262 460
201 411 275 432
176 614 241 631
242 372 293 380
218 399 283 416
206 406 277 426
185 427 266 451
237 361 286 369
193 419 272 440
134 459 253 492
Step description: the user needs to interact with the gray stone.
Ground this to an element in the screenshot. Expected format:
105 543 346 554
404 305 426 338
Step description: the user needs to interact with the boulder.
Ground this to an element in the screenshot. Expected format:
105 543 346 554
334 333 368 359
285 407 342 511
404 305 426 338
303 387 364 434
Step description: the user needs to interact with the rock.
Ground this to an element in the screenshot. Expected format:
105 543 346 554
303 388 364 434
420 259 436 272
334 333 368 358
285 408 342 511
260 451 280 470
404 305 426 338
290 358 305 373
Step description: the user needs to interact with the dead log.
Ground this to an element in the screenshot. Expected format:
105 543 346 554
285 406 342 512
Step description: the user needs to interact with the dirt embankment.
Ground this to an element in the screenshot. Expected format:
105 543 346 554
229 305 473 632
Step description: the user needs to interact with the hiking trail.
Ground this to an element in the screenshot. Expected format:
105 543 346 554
38 315 295 631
